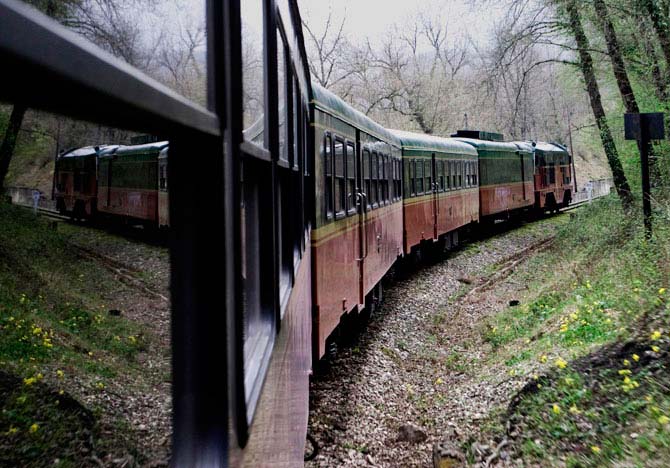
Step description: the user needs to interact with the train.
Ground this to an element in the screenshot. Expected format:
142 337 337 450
2 0 576 465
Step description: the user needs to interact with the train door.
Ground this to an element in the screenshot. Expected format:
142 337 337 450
431 153 438 239
519 151 527 200
356 139 367 306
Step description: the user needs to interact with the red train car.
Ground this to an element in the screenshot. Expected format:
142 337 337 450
392 130 479 253
310 84 403 359
54 145 117 218
530 141 573 211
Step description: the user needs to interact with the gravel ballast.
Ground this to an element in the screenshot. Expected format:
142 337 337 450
307 218 564 467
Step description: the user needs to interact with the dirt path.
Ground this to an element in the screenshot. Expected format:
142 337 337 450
307 217 566 467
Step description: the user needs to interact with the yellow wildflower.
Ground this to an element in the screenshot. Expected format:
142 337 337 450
87 351 93 357
569 405 581 415
652 345 661 353
552 404 561 415
96 382 105 390
56 370 64 379
6 426 18 435
651 330 662 340
128 335 137 344
32 327 42 335
632 354 640 362
539 355 548 363
435 377 443 385
623 376 632 384
623 359 631 367
618 369 632 375
29 423 38 433
23 377 36 386
564 377 574 385
58 389 64 395
659 415 670 425
555 357 568 369
591 446 601 454
659 288 666 295
645 395 654 402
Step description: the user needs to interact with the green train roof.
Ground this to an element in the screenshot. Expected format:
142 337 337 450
59 145 119 159
533 141 569 155
514 141 535 153
110 141 169 156
451 130 505 142
453 138 521 153
390 129 477 156
311 83 401 147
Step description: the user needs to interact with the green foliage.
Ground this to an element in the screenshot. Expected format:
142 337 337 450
0 203 151 463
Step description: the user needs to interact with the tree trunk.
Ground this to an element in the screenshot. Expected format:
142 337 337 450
566 0 633 209
641 0 670 76
0 104 27 195
595 0 661 185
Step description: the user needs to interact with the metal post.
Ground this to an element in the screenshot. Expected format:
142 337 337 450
624 112 665 241
639 125 653 239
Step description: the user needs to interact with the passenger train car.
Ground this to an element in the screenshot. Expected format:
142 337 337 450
1 0 577 465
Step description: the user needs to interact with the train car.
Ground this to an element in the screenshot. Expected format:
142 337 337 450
391 130 479 252
97 141 169 227
453 131 534 219
54 145 117 218
530 141 573 211
310 84 403 359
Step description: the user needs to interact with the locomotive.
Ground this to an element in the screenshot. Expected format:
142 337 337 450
2 0 576 465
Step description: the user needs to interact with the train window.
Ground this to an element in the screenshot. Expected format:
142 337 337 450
363 149 371 208
425 159 432 193
458 161 463 188
382 155 390 203
438 161 445 191
334 139 345 216
241 0 266 147
324 135 333 219
549 163 556 184
277 30 288 163
416 158 424 194
371 152 379 206
465 162 470 187
159 165 167 191
409 160 416 196
472 161 478 186
73 172 83 192
394 159 401 200
346 142 356 214
292 79 300 171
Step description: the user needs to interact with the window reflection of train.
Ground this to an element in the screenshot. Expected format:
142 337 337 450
54 141 169 227
6 0 575 463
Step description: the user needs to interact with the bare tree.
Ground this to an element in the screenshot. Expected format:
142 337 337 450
303 8 350 89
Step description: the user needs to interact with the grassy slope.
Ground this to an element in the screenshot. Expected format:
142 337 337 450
0 203 155 466
478 193 670 467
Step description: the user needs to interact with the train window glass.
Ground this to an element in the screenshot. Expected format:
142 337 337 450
409 160 416 196
363 149 371 208
371 152 378 206
346 142 356 214
242 1 266 147
416 158 424 194
549 163 556 184
382 155 388 203
458 161 463 188
334 139 345 216
277 30 288 163
292 79 300 170
425 159 432 193
473 161 478 186
439 161 445 191
324 135 333 219
465 162 470 187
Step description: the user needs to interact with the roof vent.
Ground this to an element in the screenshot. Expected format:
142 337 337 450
451 130 504 142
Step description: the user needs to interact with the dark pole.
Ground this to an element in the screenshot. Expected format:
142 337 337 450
639 122 652 239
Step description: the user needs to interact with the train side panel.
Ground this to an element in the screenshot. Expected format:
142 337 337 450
229 244 312 467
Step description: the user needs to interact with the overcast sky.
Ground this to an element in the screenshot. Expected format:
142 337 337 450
298 0 507 48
